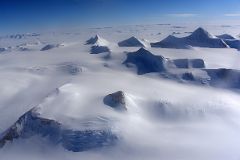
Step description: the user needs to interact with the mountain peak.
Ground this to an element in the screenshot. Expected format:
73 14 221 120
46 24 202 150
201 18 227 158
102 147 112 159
85 35 109 46
118 36 146 47
190 27 215 39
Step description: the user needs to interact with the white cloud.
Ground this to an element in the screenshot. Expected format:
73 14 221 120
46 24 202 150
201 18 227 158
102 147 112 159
167 14 198 17
224 14 240 17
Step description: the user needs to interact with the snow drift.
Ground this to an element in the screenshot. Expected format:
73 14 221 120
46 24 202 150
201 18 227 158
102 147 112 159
151 27 228 49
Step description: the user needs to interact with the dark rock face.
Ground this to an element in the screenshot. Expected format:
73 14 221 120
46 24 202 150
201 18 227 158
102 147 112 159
0 108 60 148
182 72 195 81
151 27 228 49
217 34 240 50
217 34 236 40
0 108 118 152
173 59 205 69
62 129 116 152
85 35 100 45
41 44 59 51
91 45 110 54
191 59 205 68
205 68 240 88
118 36 145 47
104 91 127 111
224 39 240 50
123 48 167 75
0 48 6 53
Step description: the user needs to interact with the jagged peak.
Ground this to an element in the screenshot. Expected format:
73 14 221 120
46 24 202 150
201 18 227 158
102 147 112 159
85 35 109 46
189 27 215 39
118 36 146 47
135 48 165 59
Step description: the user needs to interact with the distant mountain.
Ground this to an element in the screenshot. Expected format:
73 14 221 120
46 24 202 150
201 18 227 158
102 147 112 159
86 35 111 54
216 34 236 40
217 34 240 50
123 48 167 74
41 44 62 51
118 36 146 47
151 27 228 49
85 35 109 46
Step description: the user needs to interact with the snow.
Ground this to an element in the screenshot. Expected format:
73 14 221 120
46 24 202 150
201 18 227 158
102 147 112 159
0 24 240 160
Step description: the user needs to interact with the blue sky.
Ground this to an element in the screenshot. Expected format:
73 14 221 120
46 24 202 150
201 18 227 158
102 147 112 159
0 0 240 33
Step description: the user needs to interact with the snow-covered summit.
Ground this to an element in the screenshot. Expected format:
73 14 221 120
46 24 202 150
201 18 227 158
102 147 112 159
85 35 111 54
85 35 109 46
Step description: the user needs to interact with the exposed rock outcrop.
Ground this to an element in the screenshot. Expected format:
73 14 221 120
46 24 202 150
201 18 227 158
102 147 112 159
41 44 62 51
104 91 127 111
118 36 146 47
123 48 167 75
90 45 111 54
0 107 117 152
173 59 205 69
